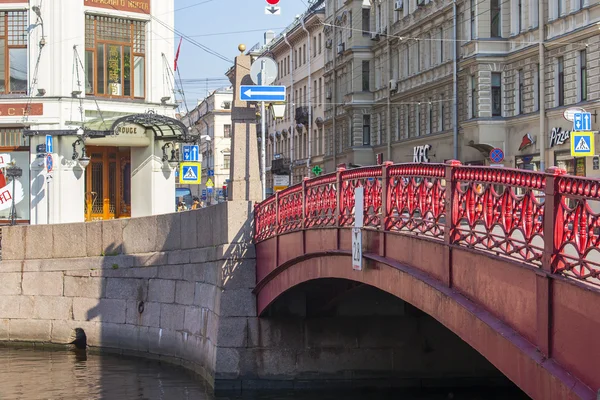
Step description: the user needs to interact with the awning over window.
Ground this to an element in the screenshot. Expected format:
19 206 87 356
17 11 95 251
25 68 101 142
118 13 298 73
467 141 495 157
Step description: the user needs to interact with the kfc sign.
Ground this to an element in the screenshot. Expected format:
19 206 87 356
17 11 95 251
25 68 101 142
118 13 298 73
413 144 431 163
549 127 571 148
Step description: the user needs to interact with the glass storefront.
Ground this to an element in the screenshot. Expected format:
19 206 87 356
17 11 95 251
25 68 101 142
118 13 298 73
554 151 585 176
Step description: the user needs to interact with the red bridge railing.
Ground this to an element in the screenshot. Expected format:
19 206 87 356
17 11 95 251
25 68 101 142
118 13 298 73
254 161 600 286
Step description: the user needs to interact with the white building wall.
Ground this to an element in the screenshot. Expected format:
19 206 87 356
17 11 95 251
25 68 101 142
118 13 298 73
0 0 179 225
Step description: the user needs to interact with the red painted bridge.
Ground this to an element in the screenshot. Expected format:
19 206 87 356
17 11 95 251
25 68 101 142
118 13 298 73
253 162 600 400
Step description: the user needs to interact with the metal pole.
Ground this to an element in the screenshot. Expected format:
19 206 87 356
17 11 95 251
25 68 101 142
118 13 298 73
538 0 546 171
261 60 267 201
452 0 459 161
46 176 50 224
10 177 15 226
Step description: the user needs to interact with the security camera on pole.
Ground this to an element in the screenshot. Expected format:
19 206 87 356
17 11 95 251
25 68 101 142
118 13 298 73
242 56 285 200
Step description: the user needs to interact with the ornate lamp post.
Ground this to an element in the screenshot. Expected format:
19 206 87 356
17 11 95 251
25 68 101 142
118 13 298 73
5 162 22 226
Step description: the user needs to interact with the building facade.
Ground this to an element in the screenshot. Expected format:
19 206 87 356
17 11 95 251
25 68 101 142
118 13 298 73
181 88 232 205
0 0 182 225
318 0 599 175
251 1 326 194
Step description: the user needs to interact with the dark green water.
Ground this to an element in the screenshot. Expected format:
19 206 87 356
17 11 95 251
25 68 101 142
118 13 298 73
0 347 530 400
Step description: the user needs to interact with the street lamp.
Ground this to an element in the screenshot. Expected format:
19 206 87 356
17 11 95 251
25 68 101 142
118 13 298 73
161 142 179 169
72 138 90 168
5 162 22 226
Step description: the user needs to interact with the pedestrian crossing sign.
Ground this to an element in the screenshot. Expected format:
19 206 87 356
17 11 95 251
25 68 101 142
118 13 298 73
570 131 594 157
179 162 202 184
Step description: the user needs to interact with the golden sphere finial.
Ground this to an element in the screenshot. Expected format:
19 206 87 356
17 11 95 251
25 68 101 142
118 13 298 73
238 44 246 53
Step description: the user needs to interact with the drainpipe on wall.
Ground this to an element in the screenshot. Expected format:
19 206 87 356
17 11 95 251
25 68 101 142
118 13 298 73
301 17 312 178
332 4 338 168
452 0 459 161
284 33 295 185
538 0 546 171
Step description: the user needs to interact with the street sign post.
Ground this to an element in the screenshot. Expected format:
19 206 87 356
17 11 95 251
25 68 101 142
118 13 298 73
179 162 202 184
352 187 364 271
571 131 594 157
207 169 214 177
250 57 278 86
46 135 53 154
573 112 592 131
182 145 199 162
265 0 280 14
46 154 53 173
240 85 286 102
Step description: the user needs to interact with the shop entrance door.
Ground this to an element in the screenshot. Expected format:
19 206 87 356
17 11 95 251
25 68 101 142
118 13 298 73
85 146 131 221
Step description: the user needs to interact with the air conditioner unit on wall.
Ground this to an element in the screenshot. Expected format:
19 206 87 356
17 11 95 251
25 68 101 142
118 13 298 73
417 0 425 5
371 32 380 41
326 90 332 99
395 0 403 10
337 42 345 54
389 79 398 91
325 38 333 48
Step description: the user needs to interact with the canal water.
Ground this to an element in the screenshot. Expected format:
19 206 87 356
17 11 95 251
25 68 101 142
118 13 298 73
0 346 530 400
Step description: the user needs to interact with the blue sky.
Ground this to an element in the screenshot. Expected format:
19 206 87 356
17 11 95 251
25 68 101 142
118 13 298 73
174 0 310 111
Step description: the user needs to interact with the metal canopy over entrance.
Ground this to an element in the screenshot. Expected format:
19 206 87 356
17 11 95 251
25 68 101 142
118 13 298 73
22 111 195 142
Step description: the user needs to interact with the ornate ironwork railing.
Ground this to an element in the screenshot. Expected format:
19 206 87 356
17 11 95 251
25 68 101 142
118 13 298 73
254 161 600 286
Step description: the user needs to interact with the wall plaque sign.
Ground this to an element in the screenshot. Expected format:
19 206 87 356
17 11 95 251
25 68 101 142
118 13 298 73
84 0 150 14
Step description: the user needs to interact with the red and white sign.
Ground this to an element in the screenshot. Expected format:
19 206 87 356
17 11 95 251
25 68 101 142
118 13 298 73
0 168 24 211
266 0 280 4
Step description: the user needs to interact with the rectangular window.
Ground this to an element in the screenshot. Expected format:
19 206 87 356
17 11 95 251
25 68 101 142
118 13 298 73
470 0 476 39
557 57 564 106
416 104 421 136
378 113 383 144
518 69 524 114
362 61 370 91
223 154 230 169
491 0 501 37
85 15 146 99
492 72 502 116
303 44 307 64
313 37 317 57
517 0 522 32
224 124 231 138
427 100 432 134
471 75 477 118
0 11 28 94
404 105 410 138
439 28 444 63
362 115 371 145
534 63 540 111
396 107 400 141
319 78 322 106
580 50 587 102
362 8 370 35
318 33 322 54
439 95 445 131
557 0 562 16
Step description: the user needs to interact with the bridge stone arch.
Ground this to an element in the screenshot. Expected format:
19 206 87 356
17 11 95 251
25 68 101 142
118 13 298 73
255 230 596 400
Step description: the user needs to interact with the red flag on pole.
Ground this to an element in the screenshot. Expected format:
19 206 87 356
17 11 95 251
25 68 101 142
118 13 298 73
174 37 183 71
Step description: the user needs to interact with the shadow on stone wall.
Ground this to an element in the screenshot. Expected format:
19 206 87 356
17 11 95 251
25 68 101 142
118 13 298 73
0 200 256 394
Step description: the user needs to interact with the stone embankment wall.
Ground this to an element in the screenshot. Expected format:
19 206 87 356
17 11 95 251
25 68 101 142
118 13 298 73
0 201 256 390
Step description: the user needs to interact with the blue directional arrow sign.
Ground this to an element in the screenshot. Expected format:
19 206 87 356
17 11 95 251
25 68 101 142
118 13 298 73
240 85 286 102
45 135 53 154
182 145 199 161
573 112 591 131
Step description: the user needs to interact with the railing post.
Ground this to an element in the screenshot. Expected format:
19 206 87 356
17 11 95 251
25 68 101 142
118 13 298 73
335 167 344 250
542 167 565 273
275 191 280 268
379 162 393 257
443 160 461 288
535 166 565 359
302 177 308 254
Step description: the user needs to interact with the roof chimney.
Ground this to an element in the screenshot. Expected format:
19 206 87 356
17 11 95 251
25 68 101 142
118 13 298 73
264 30 275 45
